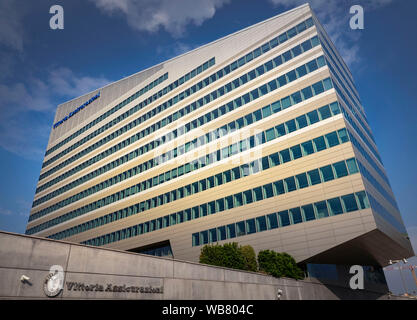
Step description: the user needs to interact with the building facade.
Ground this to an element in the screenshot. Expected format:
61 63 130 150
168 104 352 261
26 4 413 272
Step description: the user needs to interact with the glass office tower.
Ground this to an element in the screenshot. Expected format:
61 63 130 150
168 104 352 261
26 4 413 272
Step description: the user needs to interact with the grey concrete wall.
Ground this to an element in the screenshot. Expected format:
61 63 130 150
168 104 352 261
0 231 404 300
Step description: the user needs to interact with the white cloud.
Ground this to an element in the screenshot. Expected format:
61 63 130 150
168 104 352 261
0 207 12 216
269 0 393 68
0 68 112 160
0 0 26 52
156 41 202 60
48 68 111 99
0 199 31 217
91 0 230 37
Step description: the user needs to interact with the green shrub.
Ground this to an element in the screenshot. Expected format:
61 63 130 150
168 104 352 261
200 242 259 271
199 243 245 270
258 250 304 280
240 245 258 272
200 244 303 279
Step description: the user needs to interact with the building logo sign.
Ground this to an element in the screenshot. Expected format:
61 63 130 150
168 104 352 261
53 91 101 129
43 271 64 297
66 282 164 294
42 265 163 298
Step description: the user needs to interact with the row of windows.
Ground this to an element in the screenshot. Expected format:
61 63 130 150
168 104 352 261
318 32 369 132
314 24 363 115
42 124 350 238
345 131 402 233
338 98 380 167
45 73 168 157
322 49 371 140
325 53 364 128
30 72 334 222
39 36 321 187
41 17 315 170
78 158 360 247
329 68 379 164
317 33 361 110
347 129 390 187
33 93 340 214
139 245 173 257
334 81 380 163
356 160 398 211
192 191 370 247
45 57 215 158
34 54 327 210
34 40 324 198
367 194 407 234
316 29 377 164
313 18 353 83
42 58 214 169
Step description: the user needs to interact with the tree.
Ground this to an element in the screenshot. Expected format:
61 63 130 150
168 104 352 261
199 243 245 270
258 250 304 280
199 244 304 279
240 245 258 272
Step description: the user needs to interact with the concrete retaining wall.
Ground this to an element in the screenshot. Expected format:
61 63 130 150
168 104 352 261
0 231 400 300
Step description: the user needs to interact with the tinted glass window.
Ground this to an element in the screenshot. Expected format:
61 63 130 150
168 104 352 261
291 145 302 159
253 187 264 201
328 197 343 215
314 136 326 151
302 86 313 100
308 169 321 185
346 158 359 174
286 119 297 133
244 190 253 204
296 173 309 188
302 141 314 155
307 109 319 124
302 204 315 221
279 210 290 226
276 124 286 137
227 224 236 238
256 216 267 232
338 128 349 143
236 221 246 236
263 183 274 198
192 233 200 246
274 180 285 194
209 228 217 242
290 207 303 224
246 219 256 234
318 105 332 120
342 194 358 212
326 132 340 147
296 114 308 129
307 60 318 72
320 165 335 182
312 81 324 95
315 201 329 218
333 161 348 178
285 176 296 192
269 153 280 167
267 213 278 229
280 149 291 163
218 226 227 241
287 70 297 82
356 191 369 209
296 65 307 78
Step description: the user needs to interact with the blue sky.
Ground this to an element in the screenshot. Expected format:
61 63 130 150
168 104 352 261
0 0 415 295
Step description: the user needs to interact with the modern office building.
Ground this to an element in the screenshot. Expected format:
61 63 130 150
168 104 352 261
26 4 413 275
